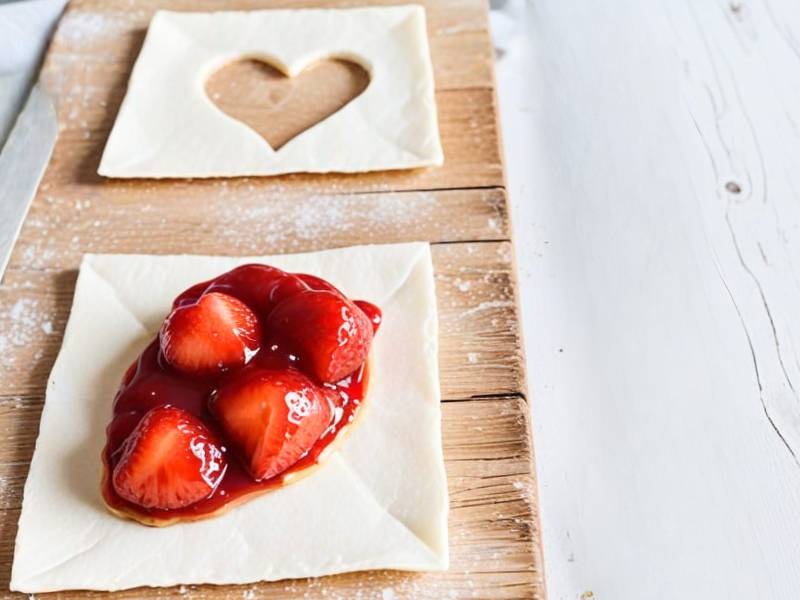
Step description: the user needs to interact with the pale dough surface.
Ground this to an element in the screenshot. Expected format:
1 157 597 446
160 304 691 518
10 242 448 592
97 7 443 178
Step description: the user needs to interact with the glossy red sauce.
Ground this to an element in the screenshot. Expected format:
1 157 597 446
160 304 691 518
101 270 379 523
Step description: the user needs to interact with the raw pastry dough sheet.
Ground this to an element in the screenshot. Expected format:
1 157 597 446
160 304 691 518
98 6 443 178
10 242 448 593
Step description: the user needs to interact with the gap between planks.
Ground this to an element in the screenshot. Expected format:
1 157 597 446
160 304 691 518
0 392 529 408
0 394 535 527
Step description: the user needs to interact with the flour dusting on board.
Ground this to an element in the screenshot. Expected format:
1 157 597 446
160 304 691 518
8 191 445 271
55 11 143 46
0 297 54 369
45 8 147 132
213 192 440 252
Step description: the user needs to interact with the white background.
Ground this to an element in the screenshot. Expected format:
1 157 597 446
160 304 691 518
4 0 800 597
493 0 800 598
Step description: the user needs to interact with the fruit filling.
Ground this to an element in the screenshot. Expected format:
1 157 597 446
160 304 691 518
101 265 381 525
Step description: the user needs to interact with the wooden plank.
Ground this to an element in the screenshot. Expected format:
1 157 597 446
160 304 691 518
0 0 543 596
37 1 502 192
436 242 526 399
0 397 543 599
0 242 524 400
49 0 494 91
9 188 508 270
39 85 503 192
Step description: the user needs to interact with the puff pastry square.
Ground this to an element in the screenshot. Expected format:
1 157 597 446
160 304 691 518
98 7 443 178
11 242 448 592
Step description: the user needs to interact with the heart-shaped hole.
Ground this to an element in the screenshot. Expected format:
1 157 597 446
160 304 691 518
205 57 370 150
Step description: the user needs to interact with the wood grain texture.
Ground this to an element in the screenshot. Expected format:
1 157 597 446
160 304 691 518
0 398 540 599
41 85 503 191
51 0 494 91
38 1 502 192
0 243 524 401
10 187 509 268
0 0 543 597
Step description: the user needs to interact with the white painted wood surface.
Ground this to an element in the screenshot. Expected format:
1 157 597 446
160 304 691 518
493 0 800 598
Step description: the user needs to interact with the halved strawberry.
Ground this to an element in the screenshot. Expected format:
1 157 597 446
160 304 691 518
209 367 333 481
204 264 287 314
354 300 383 333
266 290 374 383
159 291 261 376
172 279 212 308
267 274 314 307
114 341 209 416
295 273 342 295
112 406 227 510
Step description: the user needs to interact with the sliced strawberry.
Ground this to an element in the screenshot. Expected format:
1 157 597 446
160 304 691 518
295 273 342 295
114 341 209 416
112 406 227 510
209 367 333 481
267 274 313 307
354 300 383 333
121 358 138 387
172 279 213 308
113 368 210 416
204 264 287 314
171 267 341 317
266 290 374 383
159 291 261 376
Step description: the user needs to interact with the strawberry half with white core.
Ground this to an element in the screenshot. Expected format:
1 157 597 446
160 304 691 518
112 406 227 510
159 292 261 376
210 367 333 481
266 290 374 383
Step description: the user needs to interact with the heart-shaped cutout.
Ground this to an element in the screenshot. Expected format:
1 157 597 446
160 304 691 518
205 58 370 150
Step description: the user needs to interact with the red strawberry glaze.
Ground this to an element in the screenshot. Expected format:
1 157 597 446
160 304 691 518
101 266 380 525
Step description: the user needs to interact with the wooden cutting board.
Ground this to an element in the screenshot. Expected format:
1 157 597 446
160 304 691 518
0 0 545 597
